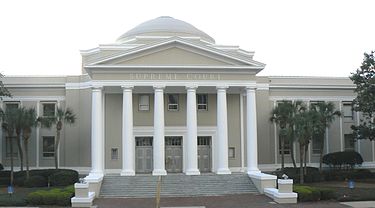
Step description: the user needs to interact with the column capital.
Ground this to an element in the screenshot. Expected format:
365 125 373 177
121 85 134 90
186 84 198 90
245 86 257 91
216 85 229 90
153 84 166 90
91 85 103 91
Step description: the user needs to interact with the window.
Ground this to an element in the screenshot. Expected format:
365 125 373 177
197 94 208 111
343 102 353 120
136 137 153 146
228 147 235 159
43 136 55 157
165 136 182 146
5 102 20 110
344 134 355 151
5 136 18 158
167 94 179 111
111 148 119 160
42 103 56 117
279 138 291 154
139 95 150 111
198 136 211 146
312 134 323 154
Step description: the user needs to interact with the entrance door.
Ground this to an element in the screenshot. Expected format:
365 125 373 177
198 136 212 172
135 137 153 173
165 136 183 173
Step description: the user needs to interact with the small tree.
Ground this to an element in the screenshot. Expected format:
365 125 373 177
350 51 375 141
39 108 76 169
14 108 25 171
21 108 37 179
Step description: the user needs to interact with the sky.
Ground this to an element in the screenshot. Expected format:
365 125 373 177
0 0 374 77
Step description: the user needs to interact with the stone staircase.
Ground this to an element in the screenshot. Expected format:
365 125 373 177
100 173 258 198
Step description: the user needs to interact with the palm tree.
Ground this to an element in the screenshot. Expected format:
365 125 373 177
21 108 37 179
39 107 76 169
0 107 18 185
310 102 341 171
271 100 292 171
14 108 25 171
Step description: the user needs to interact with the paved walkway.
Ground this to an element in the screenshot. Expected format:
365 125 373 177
94 194 349 208
341 201 375 208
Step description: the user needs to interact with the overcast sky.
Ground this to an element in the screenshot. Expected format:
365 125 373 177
0 0 374 77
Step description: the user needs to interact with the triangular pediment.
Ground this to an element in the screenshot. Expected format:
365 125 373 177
87 38 263 67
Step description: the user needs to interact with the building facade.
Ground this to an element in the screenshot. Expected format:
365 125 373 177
1 17 374 177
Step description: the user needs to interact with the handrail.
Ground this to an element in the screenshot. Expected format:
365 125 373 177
155 176 162 208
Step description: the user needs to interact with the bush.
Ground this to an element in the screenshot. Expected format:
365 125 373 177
0 163 3 171
42 191 58 205
24 175 48 187
56 191 73 206
323 169 374 181
0 178 10 186
318 188 336 200
27 191 44 205
323 151 363 169
27 186 74 206
293 185 321 201
0 194 27 206
49 169 78 186
272 167 322 183
64 185 75 194
14 176 25 187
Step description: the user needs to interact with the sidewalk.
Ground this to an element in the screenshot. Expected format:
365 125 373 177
341 201 375 208
94 194 349 208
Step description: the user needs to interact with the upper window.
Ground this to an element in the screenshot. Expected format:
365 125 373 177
43 136 55 158
167 94 179 111
5 136 18 158
42 103 56 117
5 102 20 110
312 134 323 154
228 147 235 159
279 137 291 155
343 102 353 120
344 134 355 151
197 94 208 111
139 95 150 111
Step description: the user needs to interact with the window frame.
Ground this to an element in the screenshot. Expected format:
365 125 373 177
312 134 324 155
4 102 20 110
228 147 235 159
111 148 119 160
42 136 55 158
138 94 150 111
342 102 354 120
167 94 179 111
41 102 57 117
5 136 18 158
197 94 208 111
344 134 355 151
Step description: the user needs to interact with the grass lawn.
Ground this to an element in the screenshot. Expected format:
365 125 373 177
307 180 375 202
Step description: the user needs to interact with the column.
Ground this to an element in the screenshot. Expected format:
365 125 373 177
216 86 231 174
186 85 200 175
246 87 260 174
121 85 135 176
90 86 104 176
152 85 167 175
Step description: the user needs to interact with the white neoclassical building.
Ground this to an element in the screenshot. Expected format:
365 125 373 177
1 17 374 181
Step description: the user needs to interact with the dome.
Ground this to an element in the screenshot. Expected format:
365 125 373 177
117 16 215 43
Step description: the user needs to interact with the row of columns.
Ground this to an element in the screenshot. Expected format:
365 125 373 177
89 85 260 176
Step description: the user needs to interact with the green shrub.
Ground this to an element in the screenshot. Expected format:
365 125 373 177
318 187 335 200
42 191 58 205
272 167 322 183
24 175 48 187
0 163 3 171
14 176 25 187
0 177 10 186
56 191 73 206
27 191 44 205
323 151 363 169
64 185 75 194
49 170 78 186
0 170 10 178
0 194 27 206
293 185 321 201
323 169 374 181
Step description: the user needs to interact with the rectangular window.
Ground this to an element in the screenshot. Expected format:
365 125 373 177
139 95 150 111
5 136 18 158
344 134 355 151
42 103 56 117
43 136 55 158
228 147 235 159
279 138 291 154
111 148 119 160
312 135 323 154
167 94 179 111
5 102 20 110
197 94 208 111
343 102 353 120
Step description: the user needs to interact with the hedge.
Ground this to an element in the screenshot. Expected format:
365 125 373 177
24 175 48 187
27 186 74 206
323 151 363 169
0 194 27 206
323 169 375 181
293 185 335 202
49 170 79 186
0 163 3 171
272 167 323 183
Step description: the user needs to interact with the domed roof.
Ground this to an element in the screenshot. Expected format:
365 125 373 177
117 16 215 43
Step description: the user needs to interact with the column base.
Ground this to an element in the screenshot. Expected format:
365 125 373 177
88 171 104 179
247 168 261 175
152 169 167 176
120 169 135 176
185 169 200 175
216 168 231 175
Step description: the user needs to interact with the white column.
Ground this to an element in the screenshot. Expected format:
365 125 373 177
216 86 231 174
90 86 104 176
246 87 260 174
152 85 167 175
121 85 135 176
186 85 200 175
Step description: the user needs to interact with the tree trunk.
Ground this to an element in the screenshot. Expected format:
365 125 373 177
23 139 30 180
9 136 14 186
54 130 61 169
319 138 325 171
299 142 304 184
290 141 297 168
304 143 308 175
281 135 285 171
15 135 24 171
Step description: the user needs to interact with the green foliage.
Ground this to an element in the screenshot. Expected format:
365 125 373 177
27 186 73 206
350 51 375 141
0 194 27 206
49 169 79 186
293 185 321 201
322 151 363 169
319 188 336 200
0 163 3 171
24 175 48 188
0 73 11 97
64 185 75 194
273 167 322 183
323 169 374 181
